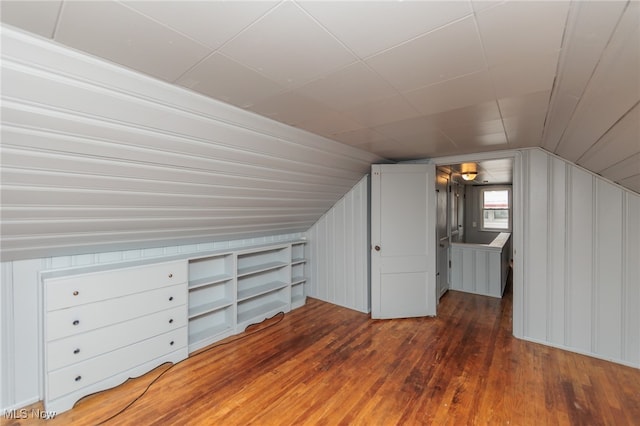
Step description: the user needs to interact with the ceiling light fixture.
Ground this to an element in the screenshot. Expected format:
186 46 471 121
461 171 478 181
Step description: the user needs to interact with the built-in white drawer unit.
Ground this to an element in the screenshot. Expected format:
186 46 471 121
40 241 310 412
47 327 187 401
47 306 187 371
42 260 189 413
46 261 186 311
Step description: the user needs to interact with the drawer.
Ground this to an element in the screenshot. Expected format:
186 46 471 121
45 260 187 311
47 305 187 371
47 327 187 401
47 283 186 341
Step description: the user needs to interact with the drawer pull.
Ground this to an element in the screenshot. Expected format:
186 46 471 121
73 290 79 296
170 341 174 346
75 375 82 382
168 273 173 278
73 348 80 355
169 296 174 301
169 318 174 324
72 320 80 326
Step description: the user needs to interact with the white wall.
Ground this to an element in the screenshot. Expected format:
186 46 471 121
0 232 302 411
307 175 370 313
0 26 380 261
520 148 639 367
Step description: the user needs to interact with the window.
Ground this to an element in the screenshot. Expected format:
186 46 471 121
481 187 511 231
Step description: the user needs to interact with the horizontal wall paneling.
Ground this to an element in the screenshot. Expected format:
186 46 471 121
0 28 382 260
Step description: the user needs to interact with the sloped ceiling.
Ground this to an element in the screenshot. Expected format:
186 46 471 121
0 1 638 261
2 0 637 194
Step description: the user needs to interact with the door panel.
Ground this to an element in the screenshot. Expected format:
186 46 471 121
371 164 436 319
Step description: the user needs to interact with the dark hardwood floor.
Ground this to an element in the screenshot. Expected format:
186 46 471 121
5 281 640 425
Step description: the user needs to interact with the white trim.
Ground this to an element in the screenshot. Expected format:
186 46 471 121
521 335 640 370
479 185 512 232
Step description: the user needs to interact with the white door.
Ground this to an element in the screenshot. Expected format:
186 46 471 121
371 164 436 319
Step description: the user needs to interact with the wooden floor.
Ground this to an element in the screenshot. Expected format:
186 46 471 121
6 282 640 425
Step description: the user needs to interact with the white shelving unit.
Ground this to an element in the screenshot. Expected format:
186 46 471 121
186 241 307 353
187 254 235 353
290 242 307 309
236 245 290 331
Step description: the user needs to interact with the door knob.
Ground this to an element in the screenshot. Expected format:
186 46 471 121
374 245 381 251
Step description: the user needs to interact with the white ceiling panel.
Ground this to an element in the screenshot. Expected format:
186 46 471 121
298 0 472 58
439 119 507 148
427 101 503 129
541 1 627 152
365 16 486 92
1 0 638 194
503 113 546 148
0 0 61 38
578 104 640 173
617 174 640 194
471 1 504 14
373 136 458 160
373 116 446 143
476 1 569 67
122 1 278 50
293 62 398 112
404 70 496 116
555 2 640 162
600 153 640 183
344 95 421 128
294 109 364 139
552 1 627 98
490 52 559 99
55 1 210 82
176 53 284 108
331 127 393 148
219 1 356 88
247 90 343 128
499 91 551 120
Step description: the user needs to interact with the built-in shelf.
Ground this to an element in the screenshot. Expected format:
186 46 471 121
237 261 288 278
188 274 233 290
187 253 234 352
237 300 288 326
291 276 307 285
237 280 288 302
188 298 234 319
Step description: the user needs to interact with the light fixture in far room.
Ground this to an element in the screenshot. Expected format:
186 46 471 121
461 171 478 181
460 162 478 181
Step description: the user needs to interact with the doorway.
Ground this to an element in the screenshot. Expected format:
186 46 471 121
433 155 517 327
370 152 521 331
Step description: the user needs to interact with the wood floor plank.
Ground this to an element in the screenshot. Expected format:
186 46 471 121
5 281 640 425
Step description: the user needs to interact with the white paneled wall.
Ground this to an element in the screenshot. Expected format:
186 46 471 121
0 27 381 261
0 233 301 411
307 176 370 313
521 149 640 367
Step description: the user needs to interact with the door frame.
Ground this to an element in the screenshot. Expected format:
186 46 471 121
424 149 523 338
435 169 450 301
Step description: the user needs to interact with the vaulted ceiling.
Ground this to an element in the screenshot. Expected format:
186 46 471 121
1 0 638 193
